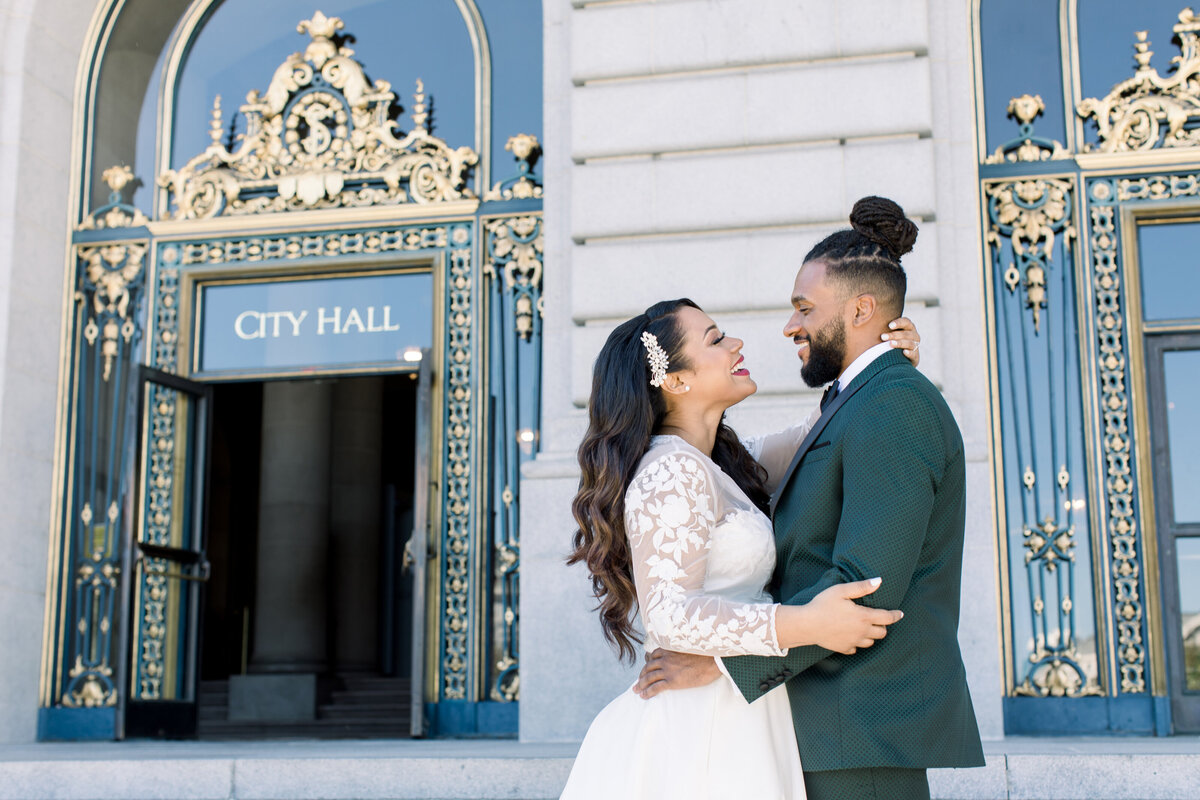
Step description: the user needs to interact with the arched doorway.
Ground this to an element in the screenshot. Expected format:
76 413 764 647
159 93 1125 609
39 0 543 741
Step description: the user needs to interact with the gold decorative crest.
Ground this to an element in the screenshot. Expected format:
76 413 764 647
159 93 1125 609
78 242 145 381
484 215 544 339
78 165 149 230
985 178 1074 332
985 94 1070 164
484 134 544 201
1077 8 1200 153
159 12 478 219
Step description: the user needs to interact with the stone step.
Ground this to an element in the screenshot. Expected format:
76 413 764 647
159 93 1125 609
328 691 412 704
317 707 410 722
194 676 414 738
1 739 1198 799
194 726 411 741
0 740 579 799
337 680 411 692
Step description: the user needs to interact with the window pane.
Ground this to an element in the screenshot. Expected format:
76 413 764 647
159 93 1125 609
1137 222 1200 322
1079 1 1187 107
1164 349 1200 523
1177 538 1200 691
92 0 190 216
979 0 1066 154
173 0 475 170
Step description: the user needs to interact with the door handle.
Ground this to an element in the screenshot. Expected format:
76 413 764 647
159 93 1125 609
137 556 211 583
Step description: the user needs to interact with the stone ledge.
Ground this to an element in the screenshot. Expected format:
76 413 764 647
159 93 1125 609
0 738 1195 799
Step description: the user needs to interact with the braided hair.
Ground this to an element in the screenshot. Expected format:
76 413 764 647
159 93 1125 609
805 195 917 315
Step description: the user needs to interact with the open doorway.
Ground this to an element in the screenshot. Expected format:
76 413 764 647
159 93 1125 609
197 373 423 739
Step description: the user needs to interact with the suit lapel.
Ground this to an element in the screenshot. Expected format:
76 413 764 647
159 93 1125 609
769 349 910 519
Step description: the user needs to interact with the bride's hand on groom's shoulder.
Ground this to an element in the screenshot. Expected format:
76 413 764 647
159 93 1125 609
884 317 922 366
634 650 721 700
785 578 904 655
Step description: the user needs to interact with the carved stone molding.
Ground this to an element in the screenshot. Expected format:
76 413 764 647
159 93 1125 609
1077 9 1200 153
159 12 478 219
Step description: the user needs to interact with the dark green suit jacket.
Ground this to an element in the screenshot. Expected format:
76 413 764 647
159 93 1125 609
724 349 984 771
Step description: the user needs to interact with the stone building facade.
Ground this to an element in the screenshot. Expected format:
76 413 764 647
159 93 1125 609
0 0 1196 797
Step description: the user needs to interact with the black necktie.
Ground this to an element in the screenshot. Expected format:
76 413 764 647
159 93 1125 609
820 382 840 412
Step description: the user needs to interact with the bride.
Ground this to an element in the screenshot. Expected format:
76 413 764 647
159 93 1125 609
562 299 919 799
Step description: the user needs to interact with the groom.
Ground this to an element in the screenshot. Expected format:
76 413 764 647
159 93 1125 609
635 236 984 797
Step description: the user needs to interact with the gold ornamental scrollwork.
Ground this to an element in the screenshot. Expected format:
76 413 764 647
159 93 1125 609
1077 9 1200 153
1087 189 1146 693
1012 515 1102 698
484 215 544 340
985 177 1074 333
159 12 478 219
1117 170 1200 202
78 165 149 230
985 94 1070 164
442 229 475 701
77 241 146 382
484 134 544 201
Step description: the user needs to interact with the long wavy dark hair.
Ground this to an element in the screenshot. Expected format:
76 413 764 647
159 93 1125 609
567 299 770 661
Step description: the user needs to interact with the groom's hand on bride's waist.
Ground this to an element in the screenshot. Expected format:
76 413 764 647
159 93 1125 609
635 650 721 699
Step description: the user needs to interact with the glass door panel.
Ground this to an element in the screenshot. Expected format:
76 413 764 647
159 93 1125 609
1162 350 1200 524
1137 220 1200 323
1147 336 1200 732
123 367 212 738
1175 538 1200 692
406 350 434 737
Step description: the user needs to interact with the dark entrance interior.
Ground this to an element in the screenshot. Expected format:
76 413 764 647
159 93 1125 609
199 374 421 738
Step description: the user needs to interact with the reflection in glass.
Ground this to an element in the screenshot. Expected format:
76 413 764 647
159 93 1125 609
1163 350 1200 524
94 0 190 215
1137 222 1200 321
134 379 203 701
978 0 1066 154
1078 0 1188 149
173 0 475 171
1177 539 1200 691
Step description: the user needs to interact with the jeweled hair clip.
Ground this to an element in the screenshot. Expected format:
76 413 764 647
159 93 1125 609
641 331 669 388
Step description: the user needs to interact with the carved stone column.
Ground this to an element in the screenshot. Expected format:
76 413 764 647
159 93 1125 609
330 377 383 672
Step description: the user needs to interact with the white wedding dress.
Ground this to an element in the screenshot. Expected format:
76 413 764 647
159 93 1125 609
561 419 816 800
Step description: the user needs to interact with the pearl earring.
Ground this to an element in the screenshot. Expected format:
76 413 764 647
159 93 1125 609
683 385 691 392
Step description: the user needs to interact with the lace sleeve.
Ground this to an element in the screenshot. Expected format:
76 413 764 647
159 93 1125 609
625 452 786 657
740 406 821 493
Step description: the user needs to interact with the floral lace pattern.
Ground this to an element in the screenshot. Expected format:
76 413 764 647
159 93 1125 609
625 443 786 657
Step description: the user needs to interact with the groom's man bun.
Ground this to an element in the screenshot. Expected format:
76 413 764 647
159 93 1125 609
849 196 918 260
804 195 916 317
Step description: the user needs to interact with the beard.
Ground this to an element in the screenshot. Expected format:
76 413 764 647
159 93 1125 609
800 315 846 388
